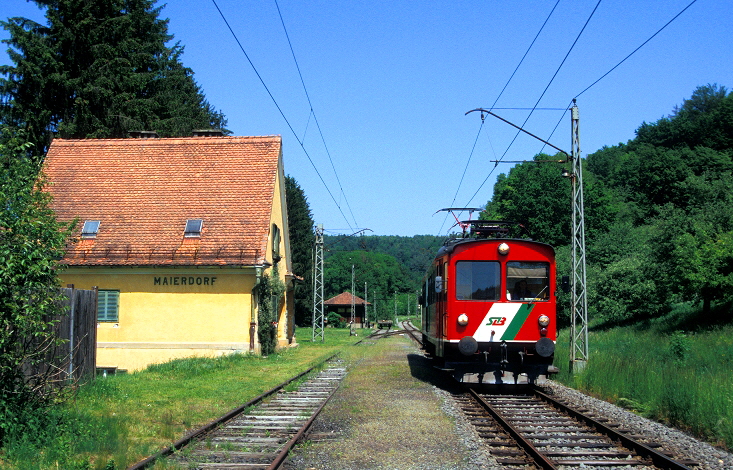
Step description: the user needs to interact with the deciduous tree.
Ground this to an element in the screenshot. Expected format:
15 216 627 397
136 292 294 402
482 154 570 246
324 250 412 321
0 128 73 440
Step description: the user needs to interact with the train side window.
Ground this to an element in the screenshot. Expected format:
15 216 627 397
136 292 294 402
455 261 500 300
427 274 435 305
506 261 550 301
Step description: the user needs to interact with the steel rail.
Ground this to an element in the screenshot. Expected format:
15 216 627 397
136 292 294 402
532 388 692 470
265 374 343 470
352 328 384 345
127 353 340 470
468 388 558 470
400 321 424 347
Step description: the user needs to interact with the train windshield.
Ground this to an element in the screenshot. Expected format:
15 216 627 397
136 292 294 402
455 261 500 300
507 261 550 301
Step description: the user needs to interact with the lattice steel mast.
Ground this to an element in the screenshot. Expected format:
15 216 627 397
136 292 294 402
569 101 588 372
312 224 325 342
350 264 356 335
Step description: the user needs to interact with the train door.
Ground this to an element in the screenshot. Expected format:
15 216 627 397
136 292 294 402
436 261 448 358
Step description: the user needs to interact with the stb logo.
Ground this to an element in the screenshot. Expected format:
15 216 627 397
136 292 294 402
486 317 506 326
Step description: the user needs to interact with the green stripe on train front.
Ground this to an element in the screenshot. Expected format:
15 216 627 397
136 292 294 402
500 303 534 340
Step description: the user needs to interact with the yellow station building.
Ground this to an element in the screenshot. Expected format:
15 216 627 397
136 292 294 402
43 134 298 372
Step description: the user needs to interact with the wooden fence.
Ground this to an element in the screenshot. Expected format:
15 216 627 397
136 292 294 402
23 286 98 387
57 286 98 382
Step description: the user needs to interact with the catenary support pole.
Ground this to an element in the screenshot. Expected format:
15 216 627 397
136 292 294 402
312 224 325 342
569 101 589 373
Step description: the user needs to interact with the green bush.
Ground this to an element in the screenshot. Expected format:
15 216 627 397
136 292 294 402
256 267 285 356
327 311 347 328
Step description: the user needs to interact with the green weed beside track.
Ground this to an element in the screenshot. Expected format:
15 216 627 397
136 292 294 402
0 327 364 469
554 322 733 450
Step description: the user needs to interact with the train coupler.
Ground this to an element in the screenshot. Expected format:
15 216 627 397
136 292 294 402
500 341 508 368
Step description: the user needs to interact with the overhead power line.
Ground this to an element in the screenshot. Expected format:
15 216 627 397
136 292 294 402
442 0 562 235
574 0 698 101
210 0 354 232
464 0 603 209
538 0 699 155
439 119 485 235
273 0 359 229
489 0 563 112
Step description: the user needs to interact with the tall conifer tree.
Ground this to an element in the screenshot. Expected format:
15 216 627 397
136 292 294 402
0 0 226 160
285 176 314 326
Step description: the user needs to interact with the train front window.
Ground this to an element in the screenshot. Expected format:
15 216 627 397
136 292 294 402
455 261 500 300
507 261 550 301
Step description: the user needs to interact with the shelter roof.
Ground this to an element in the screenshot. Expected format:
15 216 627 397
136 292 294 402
324 292 371 306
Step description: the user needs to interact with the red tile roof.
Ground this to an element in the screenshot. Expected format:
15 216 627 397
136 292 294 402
43 136 282 266
324 292 371 306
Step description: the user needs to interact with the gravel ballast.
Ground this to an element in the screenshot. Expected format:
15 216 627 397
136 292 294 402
541 381 733 469
286 333 733 469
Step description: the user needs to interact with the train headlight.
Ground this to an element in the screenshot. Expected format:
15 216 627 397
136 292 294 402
457 313 469 326
498 243 510 255
538 315 550 327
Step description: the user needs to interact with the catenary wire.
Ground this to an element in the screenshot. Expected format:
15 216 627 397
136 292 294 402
210 0 354 232
463 0 603 209
538 0 699 155
438 119 486 235
440 0 562 236
273 0 359 229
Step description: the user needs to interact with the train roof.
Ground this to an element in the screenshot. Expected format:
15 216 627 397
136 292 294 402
436 237 554 258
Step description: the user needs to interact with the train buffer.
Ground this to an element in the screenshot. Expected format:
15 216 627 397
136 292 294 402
377 320 393 330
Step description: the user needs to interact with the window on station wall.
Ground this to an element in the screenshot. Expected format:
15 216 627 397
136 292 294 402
455 261 501 300
506 261 550 301
271 224 281 262
98 290 120 322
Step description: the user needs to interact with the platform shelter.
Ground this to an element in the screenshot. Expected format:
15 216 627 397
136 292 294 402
324 292 371 327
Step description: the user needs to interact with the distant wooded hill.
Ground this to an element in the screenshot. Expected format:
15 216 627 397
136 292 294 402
323 234 445 292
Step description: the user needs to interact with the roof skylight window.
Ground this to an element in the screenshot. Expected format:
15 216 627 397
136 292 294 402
81 220 100 239
184 219 203 238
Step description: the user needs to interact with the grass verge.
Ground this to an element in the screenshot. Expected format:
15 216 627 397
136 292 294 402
0 327 366 469
554 317 733 450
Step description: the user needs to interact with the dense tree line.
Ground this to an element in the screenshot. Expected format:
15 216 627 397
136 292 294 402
318 235 444 323
324 234 444 288
482 84 733 326
1 0 227 161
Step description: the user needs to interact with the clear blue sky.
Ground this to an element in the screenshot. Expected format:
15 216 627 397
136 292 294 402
3 0 731 236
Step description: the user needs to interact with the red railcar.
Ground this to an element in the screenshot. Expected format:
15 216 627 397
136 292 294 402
420 222 558 384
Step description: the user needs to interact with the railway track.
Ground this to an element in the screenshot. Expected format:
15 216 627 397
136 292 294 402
401 320 696 468
457 387 696 469
128 356 346 470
